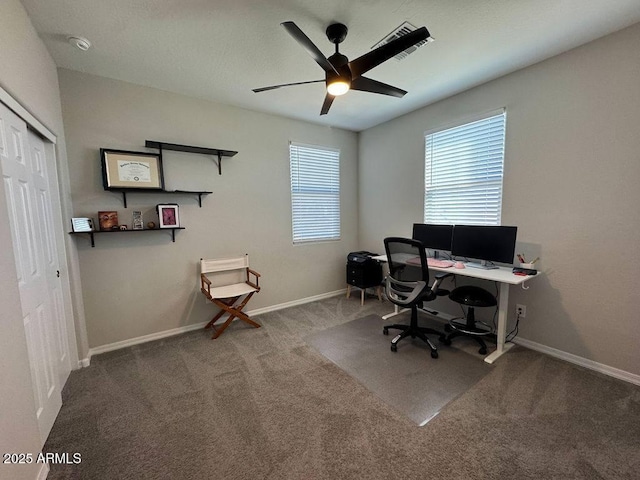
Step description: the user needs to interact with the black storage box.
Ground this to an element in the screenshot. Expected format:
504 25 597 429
346 251 382 289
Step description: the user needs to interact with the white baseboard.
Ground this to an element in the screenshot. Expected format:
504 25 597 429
84 289 346 363
513 337 640 386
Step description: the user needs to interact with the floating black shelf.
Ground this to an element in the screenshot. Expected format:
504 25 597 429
106 188 211 208
69 227 185 247
145 140 238 175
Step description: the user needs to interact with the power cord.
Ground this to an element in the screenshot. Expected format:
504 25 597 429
507 310 521 342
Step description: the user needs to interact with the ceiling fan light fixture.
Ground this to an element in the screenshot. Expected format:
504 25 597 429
327 79 350 96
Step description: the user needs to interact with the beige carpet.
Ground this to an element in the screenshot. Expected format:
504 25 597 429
44 296 640 479
306 314 492 425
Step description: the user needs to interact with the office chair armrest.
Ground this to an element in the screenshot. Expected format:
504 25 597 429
201 273 211 297
247 268 261 290
430 273 453 292
386 277 426 306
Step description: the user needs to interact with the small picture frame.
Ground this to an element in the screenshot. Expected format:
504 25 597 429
71 217 94 232
157 204 179 228
132 210 143 230
100 148 164 190
98 211 119 231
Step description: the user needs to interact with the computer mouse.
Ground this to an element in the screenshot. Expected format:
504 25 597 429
454 261 465 269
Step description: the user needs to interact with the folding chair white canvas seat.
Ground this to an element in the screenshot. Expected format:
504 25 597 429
200 255 261 339
207 282 257 299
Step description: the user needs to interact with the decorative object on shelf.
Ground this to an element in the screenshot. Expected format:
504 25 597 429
147 221 156 229
101 148 164 190
98 211 119 231
132 210 143 230
157 204 179 228
119 225 128 230
71 217 94 232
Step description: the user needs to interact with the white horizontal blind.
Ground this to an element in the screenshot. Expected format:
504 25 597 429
290 142 340 243
424 111 506 225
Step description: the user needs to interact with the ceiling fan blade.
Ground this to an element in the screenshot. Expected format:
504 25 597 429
351 76 407 98
349 27 430 78
320 93 335 115
253 79 324 93
281 21 339 75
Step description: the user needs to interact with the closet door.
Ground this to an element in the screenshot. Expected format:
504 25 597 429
27 129 72 387
0 102 63 446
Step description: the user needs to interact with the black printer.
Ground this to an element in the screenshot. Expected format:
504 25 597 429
346 251 382 291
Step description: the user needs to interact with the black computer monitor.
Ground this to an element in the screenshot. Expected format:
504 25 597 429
412 223 453 257
451 225 518 269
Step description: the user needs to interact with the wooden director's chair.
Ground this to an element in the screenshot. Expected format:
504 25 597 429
200 255 261 339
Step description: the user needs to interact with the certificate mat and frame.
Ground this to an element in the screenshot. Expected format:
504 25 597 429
101 149 164 190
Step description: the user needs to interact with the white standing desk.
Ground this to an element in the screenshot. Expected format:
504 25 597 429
372 255 540 364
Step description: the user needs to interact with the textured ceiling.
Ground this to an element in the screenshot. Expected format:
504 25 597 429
20 0 640 131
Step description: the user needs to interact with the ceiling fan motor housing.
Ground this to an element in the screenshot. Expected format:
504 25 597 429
326 52 352 90
326 23 348 45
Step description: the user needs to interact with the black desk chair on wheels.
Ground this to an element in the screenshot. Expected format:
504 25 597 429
441 285 497 355
382 237 451 359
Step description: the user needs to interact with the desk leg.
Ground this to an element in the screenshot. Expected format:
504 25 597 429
382 305 409 320
484 282 514 364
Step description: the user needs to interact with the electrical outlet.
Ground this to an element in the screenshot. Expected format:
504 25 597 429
516 304 526 318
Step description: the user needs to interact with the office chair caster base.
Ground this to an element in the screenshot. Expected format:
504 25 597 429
445 330 489 356
391 343 398 352
383 327 389 335
431 350 438 359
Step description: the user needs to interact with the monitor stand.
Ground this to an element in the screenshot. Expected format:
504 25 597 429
466 260 498 270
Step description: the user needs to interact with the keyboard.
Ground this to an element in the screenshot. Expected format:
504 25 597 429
427 258 454 268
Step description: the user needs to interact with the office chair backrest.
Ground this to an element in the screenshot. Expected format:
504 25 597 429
384 237 429 284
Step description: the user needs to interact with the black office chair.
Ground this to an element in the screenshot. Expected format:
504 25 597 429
382 237 451 359
441 285 497 355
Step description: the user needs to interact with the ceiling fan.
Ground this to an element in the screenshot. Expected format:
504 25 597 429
253 21 431 115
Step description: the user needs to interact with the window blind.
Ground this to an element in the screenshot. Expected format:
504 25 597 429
290 142 340 243
424 111 506 225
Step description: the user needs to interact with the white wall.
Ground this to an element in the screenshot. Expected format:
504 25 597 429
359 23 640 376
0 0 78 478
58 69 359 350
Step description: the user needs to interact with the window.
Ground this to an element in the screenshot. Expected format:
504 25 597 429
290 142 340 243
424 110 506 225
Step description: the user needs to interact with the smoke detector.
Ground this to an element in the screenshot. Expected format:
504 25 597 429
372 22 433 61
67 36 91 51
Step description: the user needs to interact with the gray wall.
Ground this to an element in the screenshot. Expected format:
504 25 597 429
58 69 359 350
359 23 640 376
0 0 73 477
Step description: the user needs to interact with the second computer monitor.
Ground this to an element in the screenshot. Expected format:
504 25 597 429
412 223 454 257
451 225 518 268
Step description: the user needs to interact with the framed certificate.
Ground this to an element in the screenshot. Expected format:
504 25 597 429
100 149 164 190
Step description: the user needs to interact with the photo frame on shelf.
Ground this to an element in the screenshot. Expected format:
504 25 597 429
71 217 94 232
98 211 119 231
132 210 143 230
101 148 164 190
157 204 180 229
